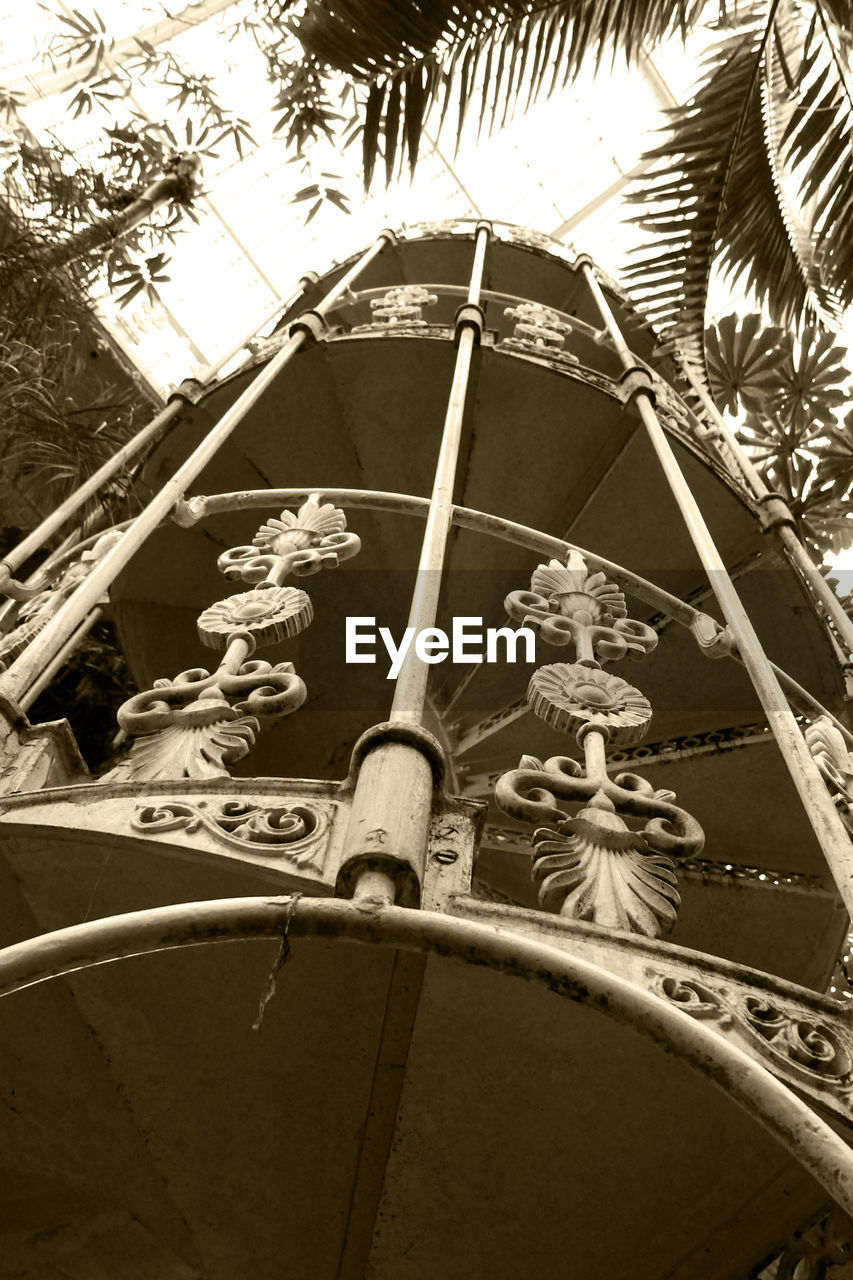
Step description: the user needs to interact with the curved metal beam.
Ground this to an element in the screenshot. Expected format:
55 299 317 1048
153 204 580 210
174 487 853 748
1 895 853 1215
178 487 701 625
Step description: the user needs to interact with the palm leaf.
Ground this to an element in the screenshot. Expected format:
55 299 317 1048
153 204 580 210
736 409 820 463
762 453 852 559
772 324 850 432
704 313 788 414
288 0 711 189
761 2 843 321
815 410 853 497
778 7 853 309
624 8 841 372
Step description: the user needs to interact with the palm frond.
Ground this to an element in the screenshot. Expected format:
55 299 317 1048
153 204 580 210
624 8 841 370
779 5 853 310
761 2 843 321
815 410 853 497
764 453 853 559
704 313 788 414
772 323 850 432
288 0 710 188
736 409 820 463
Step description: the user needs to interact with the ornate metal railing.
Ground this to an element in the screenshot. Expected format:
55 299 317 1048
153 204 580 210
3 219 853 1243
1 219 852 924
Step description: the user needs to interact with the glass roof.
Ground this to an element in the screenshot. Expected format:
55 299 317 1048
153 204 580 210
3 1 730 394
4 2 851 572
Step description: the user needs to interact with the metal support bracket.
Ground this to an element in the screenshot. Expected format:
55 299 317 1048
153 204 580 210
619 366 657 406
288 310 328 344
758 492 797 533
690 612 737 658
168 377 206 405
454 303 485 346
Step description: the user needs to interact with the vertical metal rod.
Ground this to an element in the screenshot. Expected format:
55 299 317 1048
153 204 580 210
18 608 103 712
390 224 489 724
0 233 393 706
581 725 608 784
0 283 311 596
681 359 853 657
0 401 184 595
341 227 489 907
583 264 853 920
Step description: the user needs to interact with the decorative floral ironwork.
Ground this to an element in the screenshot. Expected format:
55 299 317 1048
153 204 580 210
499 301 579 365
103 658 306 782
649 975 733 1024
216 493 361 587
0 529 123 667
131 798 328 868
805 715 853 832
531 806 680 933
353 285 438 330
498 225 563 254
104 496 359 782
742 996 852 1083
198 586 313 650
496 754 703 936
755 1207 853 1278
649 972 853 1093
495 548 699 937
527 663 653 745
481 823 826 889
505 552 658 666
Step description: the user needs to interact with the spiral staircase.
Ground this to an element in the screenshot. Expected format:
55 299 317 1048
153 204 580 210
1 220 852 1278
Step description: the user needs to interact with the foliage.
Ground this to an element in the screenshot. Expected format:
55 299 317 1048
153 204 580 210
278 0 708 189
237 0 853 374
25 616 136 770
0 1 360 524
705 313 788 415
0 225 147 528
4 1 852 541
626 0 853 367
705 313 853 559
19 0 852 370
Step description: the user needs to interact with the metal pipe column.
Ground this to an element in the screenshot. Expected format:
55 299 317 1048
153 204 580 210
390 223 490 723
0 232 394 706
680 359 853 657
0 282 314 603
583 263 853 921
343 225 490 905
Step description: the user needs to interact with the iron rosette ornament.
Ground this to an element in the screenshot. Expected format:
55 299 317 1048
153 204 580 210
504 553 658 666
103 657 306 783
217 494 361 587
198 585 313 649
495 754 704 936
527 663 652 744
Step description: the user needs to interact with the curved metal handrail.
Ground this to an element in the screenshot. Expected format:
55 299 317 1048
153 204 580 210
172 486 853 749
1 894 852 1216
